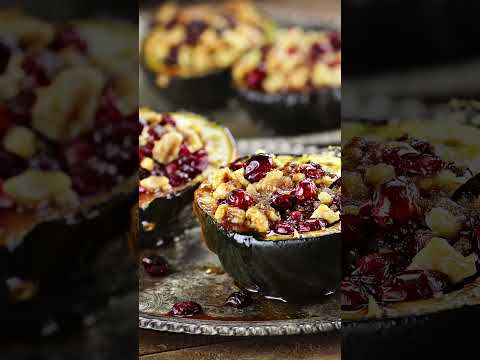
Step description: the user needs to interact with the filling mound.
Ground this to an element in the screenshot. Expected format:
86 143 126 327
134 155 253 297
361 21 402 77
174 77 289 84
196 152 341 238
0 14 137 215
342 135 480 312
143 0 269 87
139 111 210 196
233 28 341 94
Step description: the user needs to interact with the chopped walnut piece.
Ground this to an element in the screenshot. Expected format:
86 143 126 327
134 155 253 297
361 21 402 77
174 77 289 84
180 127 204 153
311 204 340 224
140 176 172 193
32 66 105 142
318 191 333 205
245 206 269 233
215 204 246 225
152 131 183 164
140 157 155 171
2 126 36 158
365 163 395 186
213 182 237 200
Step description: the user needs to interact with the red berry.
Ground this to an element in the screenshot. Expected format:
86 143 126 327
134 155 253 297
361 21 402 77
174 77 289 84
227 189 255 210
298 219 326 232
271 189 294 210
295 179 318 201
244 67 266 91
224 291 253 309
244 154 273 182
142 255 169 277
273 221 295 235
372 177 420 225
170 301 203 317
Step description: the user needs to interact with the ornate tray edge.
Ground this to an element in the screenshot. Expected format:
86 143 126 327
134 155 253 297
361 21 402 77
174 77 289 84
139 314 341 336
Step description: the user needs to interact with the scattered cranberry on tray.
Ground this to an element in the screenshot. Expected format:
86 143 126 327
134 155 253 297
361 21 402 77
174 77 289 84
169 301 203 317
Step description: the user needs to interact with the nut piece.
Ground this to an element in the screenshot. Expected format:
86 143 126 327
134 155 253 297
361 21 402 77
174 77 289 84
140 176 172 193
213 182 237 200
180 127 203 153
152 132 183 164
311 204 340 224
409 237 477 284
3 170 75 206
214 204 246 225
140 157 155 171
3 126 36 158
365 163 395 185
32 66 105 142
318 191 333 205
246 206 269 233
425 207 462 239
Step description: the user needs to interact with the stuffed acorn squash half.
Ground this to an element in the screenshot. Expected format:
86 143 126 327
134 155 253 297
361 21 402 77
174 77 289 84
0 13 137 304
142 0 272 109
139 109 236 244
233 27 341 134
194 150 341 301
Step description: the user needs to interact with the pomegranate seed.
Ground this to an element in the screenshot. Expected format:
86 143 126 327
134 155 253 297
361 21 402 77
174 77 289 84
372 177 420 225
298 219 326 232
161 114 176 126
295 179 318 201
227 189 255 210
273 221 295 235
353 253 407 284
299 163 326 179
380 270 450 303
169 301 203 317
224 291 253 309
244 67 266 91
185 20 208 45
164 46 179 66
142 255 169 276
310 42 329 62
244 154 273 182
229 159 246 171
50 26 88 53
341 278 368 311
287 210 304 224
271 189 294 210
330 32 341 51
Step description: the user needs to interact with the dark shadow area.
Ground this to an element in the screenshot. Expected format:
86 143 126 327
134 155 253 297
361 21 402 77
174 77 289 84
0 0 138 359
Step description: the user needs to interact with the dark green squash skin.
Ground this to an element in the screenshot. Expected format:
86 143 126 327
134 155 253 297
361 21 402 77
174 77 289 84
139 185 195 247
2 190 136 293
142 65 233 110
194 201 341 302
236 86 340 134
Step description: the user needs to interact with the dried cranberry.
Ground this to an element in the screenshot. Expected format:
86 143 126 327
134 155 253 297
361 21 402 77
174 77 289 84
164 46 179 66
295 179 318 202
185 20 208 45
142 255 169 276
298 219 326 232
273 221 295 235
50 26 88 53
227 189 254 210
22 51 64 87
224 291 253 309
271 189 294 210
340 278 368 311
372 177 420 225
244 154 272 182
330 32 341 51
169 301 203 317
244 67 266 91
380 270 450 303
0 150 27 178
